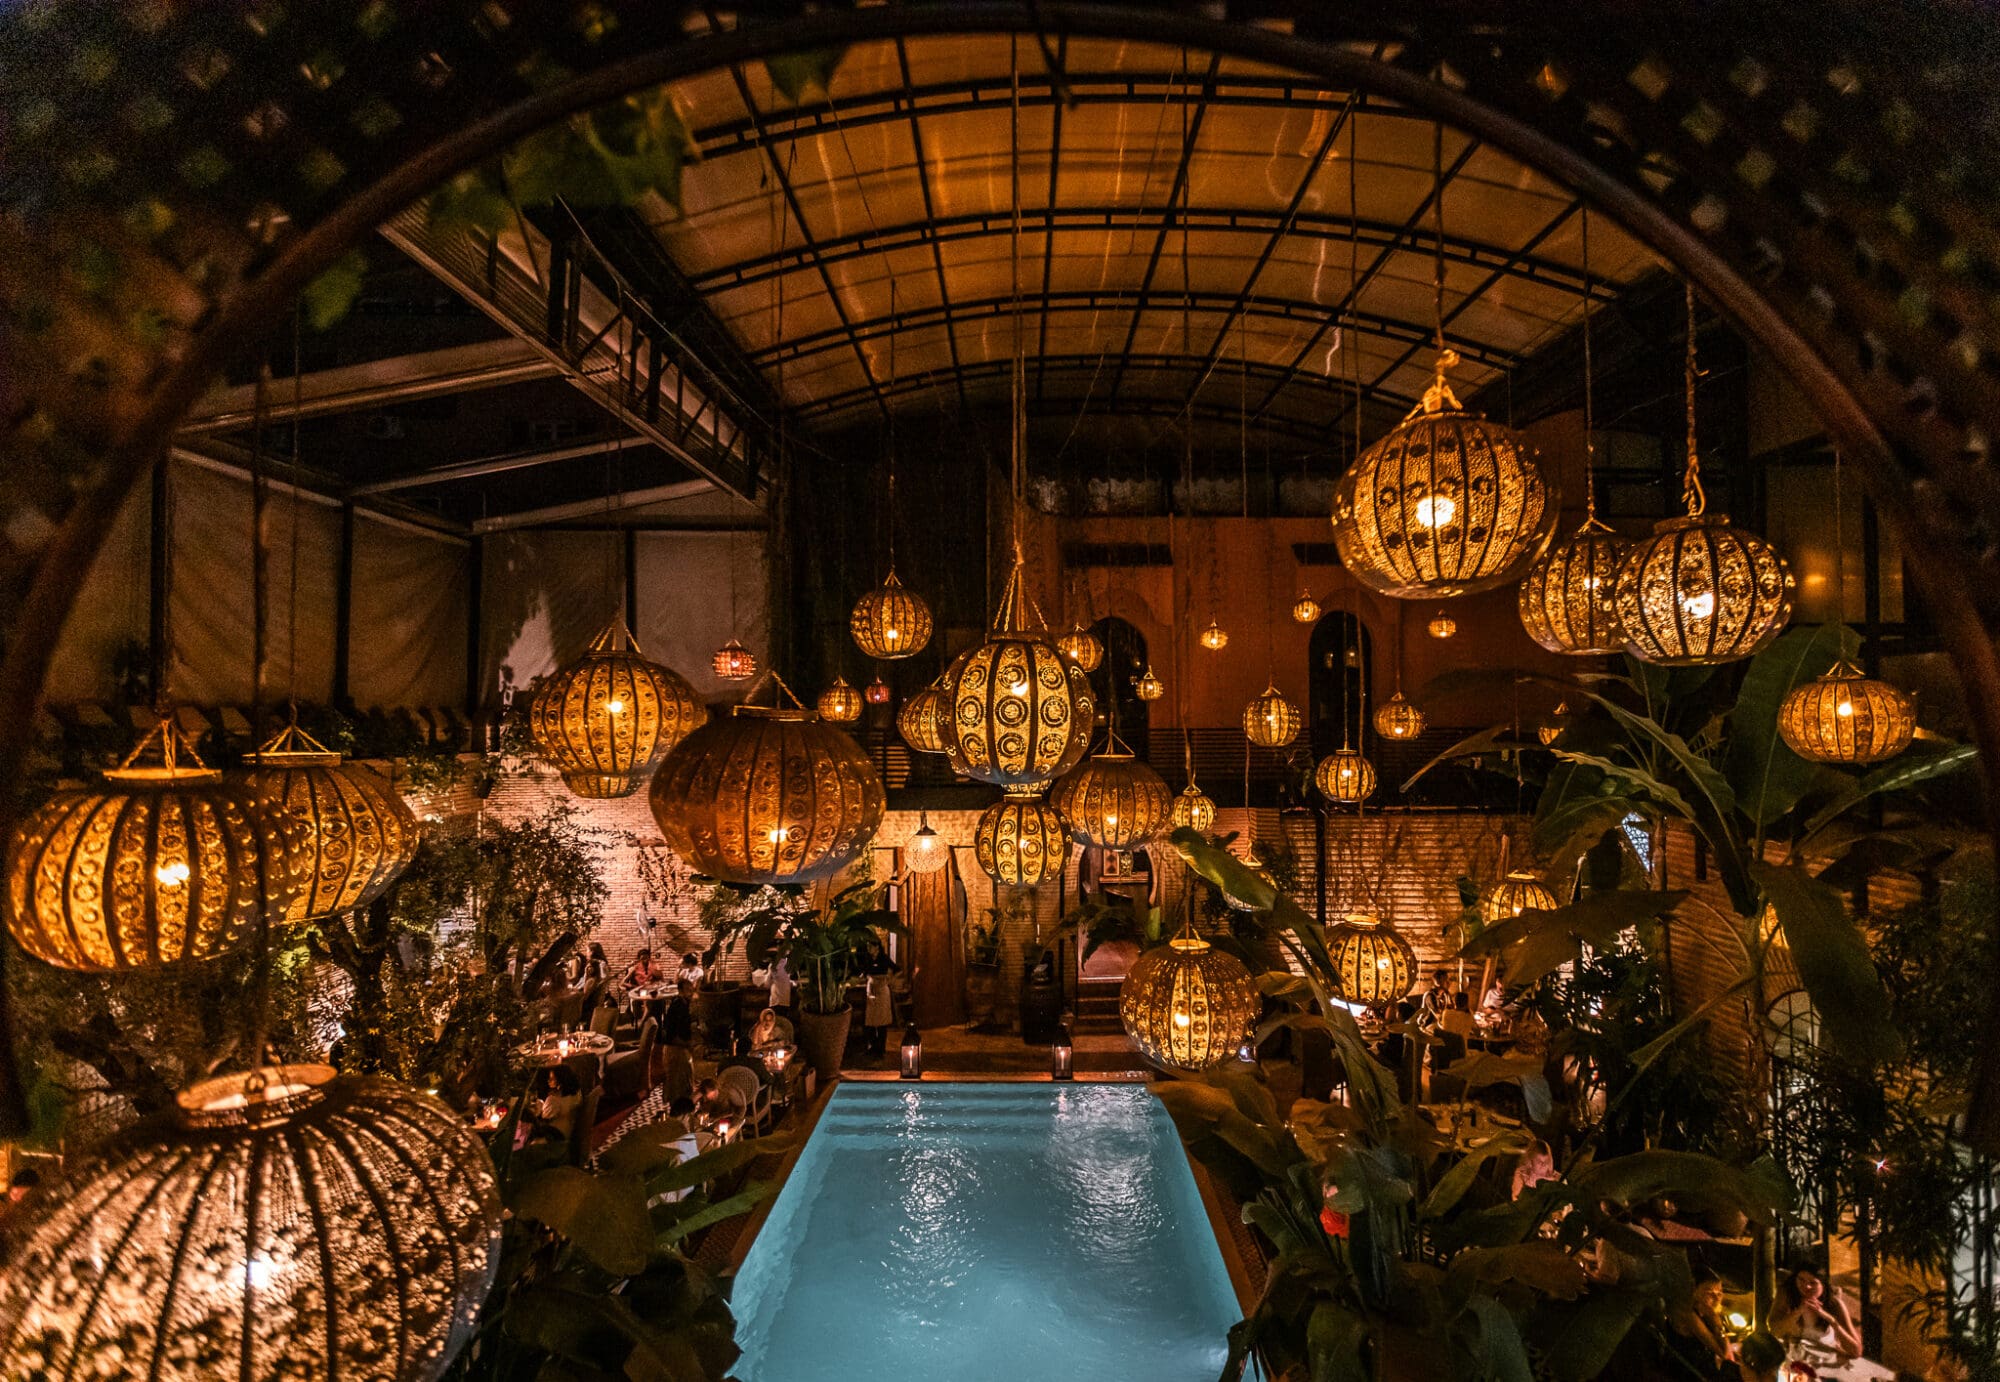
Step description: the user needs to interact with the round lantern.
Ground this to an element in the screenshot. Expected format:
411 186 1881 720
897 682 951 754
245 723 419 926
851 570 933 659
903 812 952 874
1170 782 1216 833
974 791 1071 886
1134 666 1166 701
1331 366 1559 598
1056 624 1104 672
940 560 1094 789
1243 683 1303 748
1372 691 1426 742
1483 869 1559 922
1613 514 1793 666
817 676 864 724
6 717 305 971
712 638 757 681
865 676 893 705
1120 932 1259 1072
1518 516 1631 656
530 622 707 799
1777 661 1916 764
1291 591 1322 625
0 1064 499 1382
651 708 886 885
1051 748 1174 849
1315 748 1377 804
1327 913 1418 1006
1199 620 1230 651
1427 611 1457 639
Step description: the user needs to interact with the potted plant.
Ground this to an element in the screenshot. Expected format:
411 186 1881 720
964 908 1004 1026
784 883 903 1082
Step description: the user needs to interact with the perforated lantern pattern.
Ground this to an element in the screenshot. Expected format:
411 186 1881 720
1199 621 1230 651
1050 752 1174 849
1331 379 1559 598
1134 666 1166 701
1427 612 1458 639
530 625 707 799
650 710 886 885
974 792 1071 886
246 725 419 926
1315 749 1378 803
1517 518 1632 655
942 567 1094 789
1056 625 1104 672
1372 692 1426 742
1291 593 1322 625
897 684 951 754
1327 914 1418 1006
0 1065 500 1382
850 571 933 660
6 723 305 971
1777 662 1916 764
1613 514 1793 666
711 639 757 681
1483 870 1559 922
1170 783 1217 833
1120 936 1259 1072
1243 684 1303 748
816 677 864 724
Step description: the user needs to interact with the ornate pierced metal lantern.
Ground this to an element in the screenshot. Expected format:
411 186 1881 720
1291 591 1322 624
973 791 1071 886
1315 748 1378 804
865 676 893 705
1614 515 1792 666
817 676 864 724
1056 623 1104 672
1331 362 1559 598
0 1064 500 1382
245 722 418 926
1372 691 1426 742
531 621 707 799
1427 610 1457 639
1170 781 1216 833
1327 913 1418 1006
850 570 933 660
1120 930 1259 1072
1518 516 1631 655
651 704 885 885
1483 869 1559 922
712 638 758 681
1777 662 1916 764
1243 682 1303 748
940 557 1094 789
1199 620 1230 651
897 682 950 754
1134 665 1166 701
1050 745 1174 849
902 811 952 874
6 716 304 971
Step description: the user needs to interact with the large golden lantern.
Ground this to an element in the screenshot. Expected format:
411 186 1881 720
1056 623 1104 672
1170 781 1216 833
1518 516 1631 655
1243 682 1303 748
940 558 1094 789
1327 913 1418 1006
1120 929 1260 1072
650 705 885 885
1331 362 1559 598
1050 747 1174 849
1483 869 1559 922
974 791 1071 886
1372 691 1426 742
245 722 418 926
816 676 864 724
1315 748 1378 803
897 682 951 754
0 1065 500 1382
6 717 304 971
851 570 933 659
1777 661 1916 764
1613 515 1793 666
1134 665 1166 701
530 621 706 799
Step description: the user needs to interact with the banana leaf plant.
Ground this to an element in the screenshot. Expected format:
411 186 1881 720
701 881 904 1017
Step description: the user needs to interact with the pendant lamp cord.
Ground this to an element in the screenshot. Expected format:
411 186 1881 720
1581 206 1599 526
887 276 898 576
1682 280 1707 517
286 310 303 714
1429 122 1458 388
248 349 274 1071
1009 35 1026 554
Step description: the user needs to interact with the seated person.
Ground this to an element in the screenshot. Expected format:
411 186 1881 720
1418 969 1455 1027
516 1064 582 1147
1480 977 1508 1014
1768 1264 1891 1378
1666 1270 1738 1381
749 1006 790 1051
675 951 706 990
695 1076 747 1127
1439 991 1479 1040
1509 1138 1557 1201
662 979 695 1045
622 947 662 991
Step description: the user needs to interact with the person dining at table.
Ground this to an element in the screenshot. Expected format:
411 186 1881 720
676 950 706 990
1419 969 1456 1027
1666 1270 1739 1380
623 947 662 991
516 1064 582 1150
696 1076 746 1129
1768 1264 1892 1379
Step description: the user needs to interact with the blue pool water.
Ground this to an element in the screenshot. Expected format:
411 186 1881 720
730 1082 1242 1382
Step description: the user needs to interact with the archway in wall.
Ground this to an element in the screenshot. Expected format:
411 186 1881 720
4 2 2000 1137
1089 616 1149 750
1308 611 1371 763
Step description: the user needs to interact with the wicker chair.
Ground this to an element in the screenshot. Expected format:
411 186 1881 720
715 1064 768 1137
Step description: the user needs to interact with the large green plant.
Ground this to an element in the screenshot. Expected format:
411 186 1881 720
703 881 903 1017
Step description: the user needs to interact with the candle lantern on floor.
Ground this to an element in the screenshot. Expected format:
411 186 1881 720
1051 1022 1075 1081
899 1023 924 1080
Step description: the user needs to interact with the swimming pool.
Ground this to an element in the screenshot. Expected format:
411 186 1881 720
730 1082 1242 1382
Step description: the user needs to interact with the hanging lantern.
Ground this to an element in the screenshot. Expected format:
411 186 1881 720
1426 610 1457 639
1056 624 1104 672
903 812 952 874
897 682 951 754
1315 748 1377 804
531 622 707 798
1331 360 1559 598
865 676 893 706
851 570 933 660
244 721 419 926
1134 665 1166 701
1120 931 1259 1072
1050 746 1173 849
1372 691 1426 742
940 557 1094 789
1538 701 1570 747
1242 683 1303 748
651 706 886 885
974 791 1071 886
1291 591 1322 625
1483 869 1558 922
1613 515 1793 666
0 1064 500 1382
816 676 864 724
5 716 305 971
1199 620 1230 652
712 638 758 681
1518 517 1632 655
1327 913 1418 1006
1777 662 1916 764
1169 781 1216 833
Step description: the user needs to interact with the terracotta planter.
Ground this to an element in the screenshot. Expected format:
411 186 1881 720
797 1006 854 1083
964 962 1000 1027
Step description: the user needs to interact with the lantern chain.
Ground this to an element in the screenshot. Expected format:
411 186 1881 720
1581 206 1599 526
1682 280 1708 517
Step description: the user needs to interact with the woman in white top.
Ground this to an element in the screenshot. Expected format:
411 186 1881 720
1769 1265 1892 1380
767 953 793 1014
863 960 895 1056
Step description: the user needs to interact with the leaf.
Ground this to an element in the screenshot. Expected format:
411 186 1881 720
764 48 847 102
1534 1287 1652 1382
1626 974 1754 1073
1755 861 1903 1064
1553 748 1698 822
1451 1241 1588 1301
645 1132 791 1197
1153 1078 1294 1177
1462 1293 1537 1382
301 248 368 331
1444 1054 1553 1123
1305 1300 1373 1382
1726 624 1855 827
1420 1129 1531 1220
1399 723 1529 793
596 1120 694 1177
1566 1149 1788 1222
1800 742 1979 841
652 1185 772 1247
512 1167 654 1275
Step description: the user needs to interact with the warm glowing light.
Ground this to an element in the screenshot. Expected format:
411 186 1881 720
1172 1011 1191 1029
1134 666 1165 701
1727 1312 1748 1330
1427 611 1457 639
903 815 951 874
154 861 190 888
1199 621 1229 651
767 826 790 844
604 698 624 715
1680 591 1716 618
852 571 933 659
1836 699 1855 718
1414 494 1456 529
530 622 705 799
1291 592 1322 624
1777 660 1915 764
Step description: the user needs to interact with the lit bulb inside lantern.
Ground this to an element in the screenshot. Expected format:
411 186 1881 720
604 698 625 715
244 1252 280 1292
155 860 190 888
767 826 791 844
1172 1010 1191 1029
1414 494 1456 529
1681 591 1716 618
1836 699 1855 718
886 627 901 644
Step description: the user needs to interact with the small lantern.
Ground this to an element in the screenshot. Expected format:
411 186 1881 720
1134 666 1165 701
1483 869 1558 922
1052 1022 1075 1080
1315 748 1377 804
817 677 864 724
1242 683 1304 749
1291 591 1322 625
1056 624 1104 672
1372 692 1426 742
852 571 934 660
1169 781 1216 833
1427 610 1457 640
865 676 893 705
903 812 951 874
897 682 950 754
899 1023 924 1079
1776 661 1915 764
1199 620 1230 652
712 639 757 681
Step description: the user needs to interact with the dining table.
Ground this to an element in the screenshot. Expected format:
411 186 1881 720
515 1031 614 1065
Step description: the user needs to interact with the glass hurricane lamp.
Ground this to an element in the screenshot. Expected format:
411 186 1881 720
1777 661 1915 764
903 812 952 874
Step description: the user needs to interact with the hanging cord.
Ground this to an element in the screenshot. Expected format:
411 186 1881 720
1010 32 1026 555
1581 205 1602 527
1349 109 1364 468
247 350 274 1070
1833 447 1847 638
285 311 303 716
887 276 899 578
1682 280 1707 517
